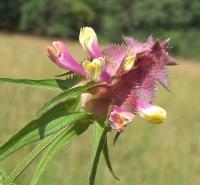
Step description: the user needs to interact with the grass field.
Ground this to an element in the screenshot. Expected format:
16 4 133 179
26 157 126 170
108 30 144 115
0 33 200 185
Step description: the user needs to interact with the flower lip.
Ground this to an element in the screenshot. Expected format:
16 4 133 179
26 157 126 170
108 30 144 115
79 27 97 49
137 100 167 124
117 55 137 76
123 55 137 71
82 57 105 82
79 27 101 58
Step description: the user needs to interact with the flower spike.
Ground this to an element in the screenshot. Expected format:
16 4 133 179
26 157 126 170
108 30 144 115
79 27 101 58
48 28 175 133
48 41 85 76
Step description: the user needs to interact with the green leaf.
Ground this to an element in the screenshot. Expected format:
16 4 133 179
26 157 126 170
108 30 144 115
36 82 95 117
103 135 119 181
55 71 81 80
0 110 91 161
4 129 65 184
30 121 90 185
55 72 70 77
113 132 121 145
88 122 108 185
0 78 81 92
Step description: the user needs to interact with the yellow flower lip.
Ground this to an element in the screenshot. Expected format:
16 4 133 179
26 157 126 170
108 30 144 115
79 27 97 50
145 111 166 124
82 57 104 82
123 55 137 72
139 105 167 124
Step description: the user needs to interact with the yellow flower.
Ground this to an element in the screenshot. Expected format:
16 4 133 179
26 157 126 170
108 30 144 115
82 57 104 82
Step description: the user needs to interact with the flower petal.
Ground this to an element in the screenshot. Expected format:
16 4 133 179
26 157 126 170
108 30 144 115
109 105 134 132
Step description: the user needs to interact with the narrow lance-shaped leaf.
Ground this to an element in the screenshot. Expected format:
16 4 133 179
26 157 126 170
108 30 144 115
0 78 81 92
113 132 121 145
103 135 119 181
55 72 70 77
30 121 91 185
88 121 108 185
55 71 80 79
0 110 91 161
4 129 66 184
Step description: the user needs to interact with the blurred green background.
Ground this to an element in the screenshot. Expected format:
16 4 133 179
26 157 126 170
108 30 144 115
0 0 200 185
0 0 200 59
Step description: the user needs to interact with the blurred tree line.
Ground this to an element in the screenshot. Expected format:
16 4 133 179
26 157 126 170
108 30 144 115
0 0 199 59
